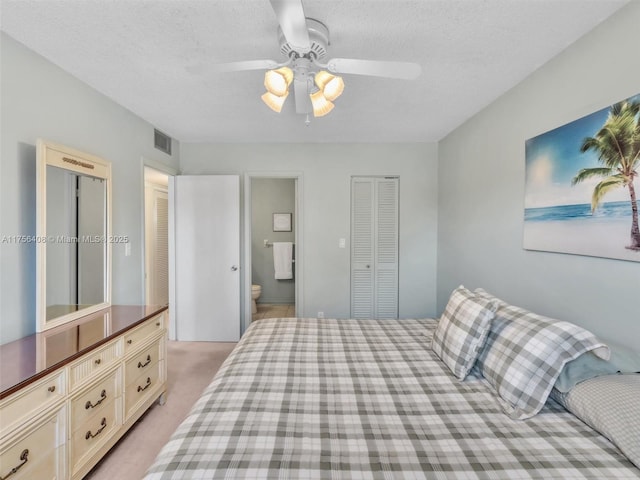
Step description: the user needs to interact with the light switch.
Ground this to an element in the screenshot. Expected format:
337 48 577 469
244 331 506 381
125 242 131 257
339 238 346 248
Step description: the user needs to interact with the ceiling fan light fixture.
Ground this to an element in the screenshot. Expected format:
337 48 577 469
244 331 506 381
310 89 334 117
264 67 294 96
261 90 289 113
314 70 344 101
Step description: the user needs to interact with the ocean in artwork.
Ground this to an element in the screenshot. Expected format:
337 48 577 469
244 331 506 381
523 201 640 262
525 201 637 223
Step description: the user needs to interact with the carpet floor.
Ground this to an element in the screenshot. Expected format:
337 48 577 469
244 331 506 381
84 340 236 480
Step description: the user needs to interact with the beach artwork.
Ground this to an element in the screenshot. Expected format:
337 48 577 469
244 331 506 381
524 94 640 262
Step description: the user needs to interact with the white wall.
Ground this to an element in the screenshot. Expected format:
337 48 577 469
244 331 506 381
180 143 439 322
6 2 634 349
437 2 640 349
0 33 180 344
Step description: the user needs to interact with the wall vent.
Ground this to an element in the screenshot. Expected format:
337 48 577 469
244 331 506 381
154 129 172 155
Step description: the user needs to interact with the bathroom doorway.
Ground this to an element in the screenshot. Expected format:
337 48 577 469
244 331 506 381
244 173 303 330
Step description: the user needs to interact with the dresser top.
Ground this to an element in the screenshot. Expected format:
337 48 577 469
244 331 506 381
0 305 168 399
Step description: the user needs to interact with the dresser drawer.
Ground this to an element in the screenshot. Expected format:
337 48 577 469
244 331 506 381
124 340 161 383
70 398 119 474
124 361 161 419
124 314 164 353
0 371 65 435
0 409 63 480
69 340 122 390
9 450 59 480
70 369 120 433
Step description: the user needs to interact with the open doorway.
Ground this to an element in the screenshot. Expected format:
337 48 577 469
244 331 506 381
251 178 296 321
244 173 303 332
144 166 170 306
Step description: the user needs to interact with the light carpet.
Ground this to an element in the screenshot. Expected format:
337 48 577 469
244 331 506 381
85 340 236 480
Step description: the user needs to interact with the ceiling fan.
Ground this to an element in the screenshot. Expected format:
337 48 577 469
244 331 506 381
212 0 422 120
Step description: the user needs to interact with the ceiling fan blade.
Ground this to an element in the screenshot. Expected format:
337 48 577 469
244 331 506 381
269 0 311 53
325 58 422 80
211 59 280 73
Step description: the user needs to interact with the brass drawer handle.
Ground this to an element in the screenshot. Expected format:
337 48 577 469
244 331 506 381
137 377 152 392
48 385 56 393
155 322 160 327
138 355 152 369
94 358 101 365
0 449 29 479
85 389 107 410
85 417 107 440
127 339 133 345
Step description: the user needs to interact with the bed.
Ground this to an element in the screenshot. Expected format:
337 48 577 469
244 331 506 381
144 296 639 479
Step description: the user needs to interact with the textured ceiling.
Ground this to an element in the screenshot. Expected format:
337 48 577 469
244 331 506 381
0 0 629 143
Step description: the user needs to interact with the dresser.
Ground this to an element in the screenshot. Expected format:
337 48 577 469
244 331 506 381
0 305 168 480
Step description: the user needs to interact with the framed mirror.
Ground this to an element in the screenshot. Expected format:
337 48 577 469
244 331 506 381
36 140 112 332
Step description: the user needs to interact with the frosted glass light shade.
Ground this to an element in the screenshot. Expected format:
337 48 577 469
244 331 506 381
310 90 334 117
314 70 344 101
264 67 293 96
261 91 289 113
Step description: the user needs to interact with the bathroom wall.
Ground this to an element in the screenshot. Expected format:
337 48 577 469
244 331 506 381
251 178 296 304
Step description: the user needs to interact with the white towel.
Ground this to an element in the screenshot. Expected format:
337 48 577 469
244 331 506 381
273 242 293 280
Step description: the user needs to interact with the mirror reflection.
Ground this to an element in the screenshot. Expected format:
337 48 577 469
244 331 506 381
41 312 110 368
46 165 106 321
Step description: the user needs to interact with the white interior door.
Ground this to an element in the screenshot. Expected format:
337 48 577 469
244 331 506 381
351 176 399 319
351 178 375 318
171 175 240 341
374 178 399 319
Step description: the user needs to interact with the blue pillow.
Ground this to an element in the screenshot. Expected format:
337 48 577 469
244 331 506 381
555 342 640 393
554 352 618 393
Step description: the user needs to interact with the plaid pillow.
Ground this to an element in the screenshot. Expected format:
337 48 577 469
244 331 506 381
474 289 609 420
550 375 640 468
432 286 497 380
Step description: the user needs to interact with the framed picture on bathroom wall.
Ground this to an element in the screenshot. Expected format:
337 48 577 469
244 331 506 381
273 213 292 232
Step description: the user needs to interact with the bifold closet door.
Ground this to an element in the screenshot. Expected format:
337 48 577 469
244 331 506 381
171 175 240 341
351 177 399 319
148 187 169 306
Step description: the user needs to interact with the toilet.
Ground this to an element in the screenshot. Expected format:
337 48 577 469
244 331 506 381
251 284 262 315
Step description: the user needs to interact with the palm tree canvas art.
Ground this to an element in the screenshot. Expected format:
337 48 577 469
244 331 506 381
524 94 640 262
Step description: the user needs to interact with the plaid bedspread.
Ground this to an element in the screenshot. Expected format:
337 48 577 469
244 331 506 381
145 318 639 479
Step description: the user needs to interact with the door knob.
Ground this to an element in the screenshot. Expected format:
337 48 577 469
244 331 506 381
231 265 238 271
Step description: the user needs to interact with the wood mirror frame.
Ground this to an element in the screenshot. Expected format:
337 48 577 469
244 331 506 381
36 139 112 332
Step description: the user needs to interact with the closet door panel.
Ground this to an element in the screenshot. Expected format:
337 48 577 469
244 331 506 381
351 179 374 318
351 177 398 319
375 179 399 319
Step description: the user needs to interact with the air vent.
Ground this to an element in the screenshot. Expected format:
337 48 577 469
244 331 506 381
154 129 172 155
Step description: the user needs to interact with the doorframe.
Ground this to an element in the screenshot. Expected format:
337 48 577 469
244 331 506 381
140 158 177 338
243 172 303 333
